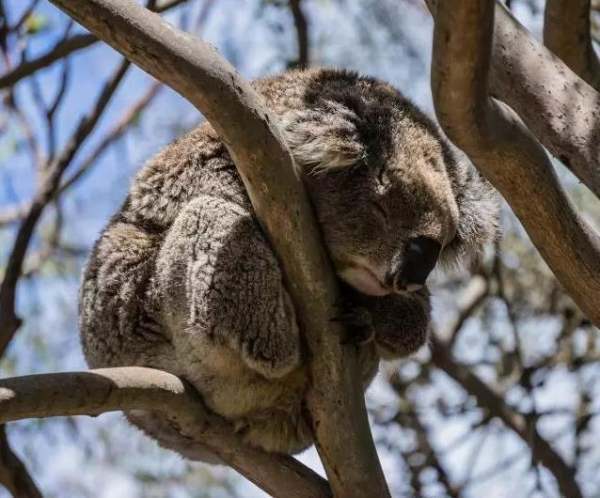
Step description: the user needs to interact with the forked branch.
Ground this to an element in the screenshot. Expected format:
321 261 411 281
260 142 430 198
431 0 600 327
43 0 390 496
492 3 600 199
0 0 189 90
426 0 600 201
430 337 583 498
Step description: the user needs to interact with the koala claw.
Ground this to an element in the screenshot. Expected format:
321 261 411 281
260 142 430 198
331 306 375 346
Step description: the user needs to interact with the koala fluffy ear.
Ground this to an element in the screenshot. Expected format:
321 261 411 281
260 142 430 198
279 101 365 173
441 156 500 268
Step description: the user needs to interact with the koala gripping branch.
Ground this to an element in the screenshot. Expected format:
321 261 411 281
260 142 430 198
44 0 391 497
0 368 332 498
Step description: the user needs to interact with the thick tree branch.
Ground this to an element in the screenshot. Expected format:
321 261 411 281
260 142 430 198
491 4 600 200
430 337 583 498
43 1 390 496
544 0 600 89
431 0 600 327
426 0 600 201
0 368 330 498
0 426 43 498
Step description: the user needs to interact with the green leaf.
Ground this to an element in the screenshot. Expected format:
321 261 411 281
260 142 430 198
23 13 49 36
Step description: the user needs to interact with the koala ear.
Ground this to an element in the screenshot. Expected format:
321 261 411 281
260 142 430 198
441 157 500 268
279 101 365 173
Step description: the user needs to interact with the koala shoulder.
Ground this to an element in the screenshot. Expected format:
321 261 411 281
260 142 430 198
124 124 249 229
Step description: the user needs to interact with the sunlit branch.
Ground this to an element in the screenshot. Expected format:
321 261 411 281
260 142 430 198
39 0 392 495
0 368 331 498
544 0 600 89
430 0 600 328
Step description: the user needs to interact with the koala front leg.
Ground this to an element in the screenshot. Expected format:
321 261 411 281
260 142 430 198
155 194 302 379
339 284 431 359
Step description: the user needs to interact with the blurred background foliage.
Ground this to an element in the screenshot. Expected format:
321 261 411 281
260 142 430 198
0 0 599 497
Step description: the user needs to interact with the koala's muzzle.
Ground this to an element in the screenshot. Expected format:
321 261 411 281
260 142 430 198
387 236 441 292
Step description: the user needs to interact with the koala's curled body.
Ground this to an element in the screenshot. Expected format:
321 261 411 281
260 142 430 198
80 69 497 459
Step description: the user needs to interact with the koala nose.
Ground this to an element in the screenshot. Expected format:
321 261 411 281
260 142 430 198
387 236 441 292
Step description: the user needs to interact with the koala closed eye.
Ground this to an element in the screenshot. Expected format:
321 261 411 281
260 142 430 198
80 67 499 462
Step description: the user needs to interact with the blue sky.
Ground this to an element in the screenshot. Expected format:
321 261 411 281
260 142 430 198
3 1 596 497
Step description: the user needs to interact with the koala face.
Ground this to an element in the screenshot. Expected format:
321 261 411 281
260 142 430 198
275 69 497 297
301 130 459 297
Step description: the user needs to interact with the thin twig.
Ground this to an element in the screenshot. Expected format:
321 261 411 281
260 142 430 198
430 336 583 498
0 0 189 89
0 425 43 498
288 0 309 69
0 58 131 356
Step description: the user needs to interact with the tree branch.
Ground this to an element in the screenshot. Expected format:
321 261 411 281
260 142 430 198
289 0 309 69
0 425 43 498
444 275 489 349
0 82 159 228
43 1 390 496
491 3 600 199
0 34 95 90
0 58 131 356
0 204 29 228
388 375 461 498
544 0 600 89
0 0 188 90
430 0 600 327
12 0 42 33
59 81 161 194
0 368 331 498
426 0 600 201
430 337 583 498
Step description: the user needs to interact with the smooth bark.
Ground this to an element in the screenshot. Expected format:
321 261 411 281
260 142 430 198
544 0 600 89
44 1 390 496
431 0 600 327
426 0 600 202
0 368 331 498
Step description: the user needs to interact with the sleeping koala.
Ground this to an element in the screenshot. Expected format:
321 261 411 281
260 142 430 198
80 68 498 459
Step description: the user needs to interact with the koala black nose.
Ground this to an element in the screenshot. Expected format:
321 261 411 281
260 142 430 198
387 236 441 292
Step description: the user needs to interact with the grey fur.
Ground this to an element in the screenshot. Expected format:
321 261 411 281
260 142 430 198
80 68 498 459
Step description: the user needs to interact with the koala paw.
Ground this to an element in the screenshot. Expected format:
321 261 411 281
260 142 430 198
332 300 375 346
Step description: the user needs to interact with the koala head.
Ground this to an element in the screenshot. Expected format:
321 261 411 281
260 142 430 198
276 69 498 297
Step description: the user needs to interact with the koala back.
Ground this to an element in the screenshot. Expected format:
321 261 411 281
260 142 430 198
80 67 497 460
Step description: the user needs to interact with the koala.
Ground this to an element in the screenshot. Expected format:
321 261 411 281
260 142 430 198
80 68 498 460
